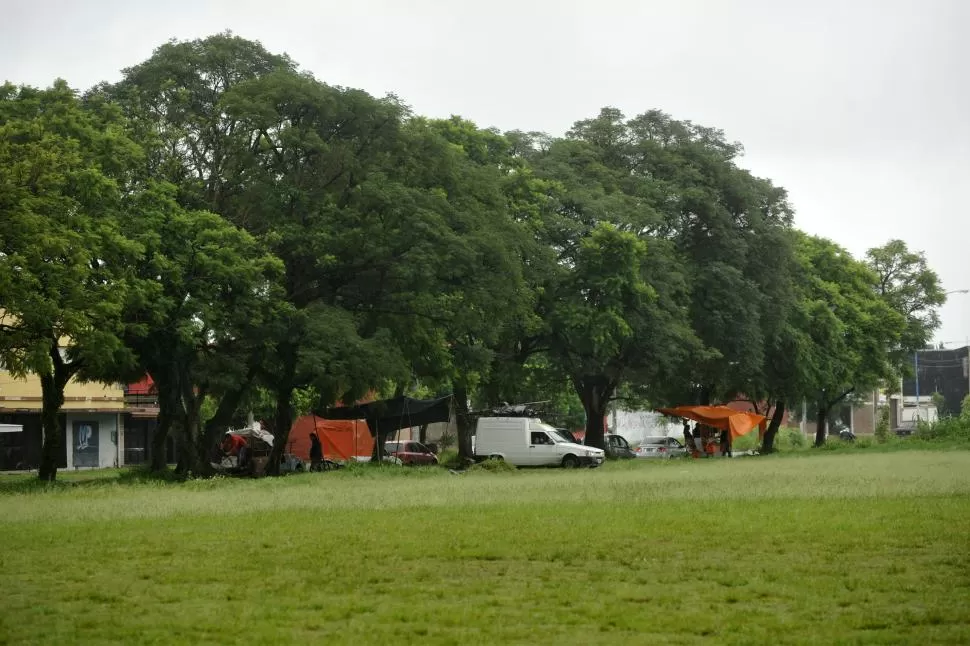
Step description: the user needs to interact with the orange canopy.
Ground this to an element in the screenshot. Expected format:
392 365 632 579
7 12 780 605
656 405 766 441
287 415 374 462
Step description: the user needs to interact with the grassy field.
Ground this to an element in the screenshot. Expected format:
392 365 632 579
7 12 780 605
1 451 969 645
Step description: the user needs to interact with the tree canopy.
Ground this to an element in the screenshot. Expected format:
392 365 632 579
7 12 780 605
0 33 947 480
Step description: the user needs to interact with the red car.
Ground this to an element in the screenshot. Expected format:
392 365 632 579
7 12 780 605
383 441 439 466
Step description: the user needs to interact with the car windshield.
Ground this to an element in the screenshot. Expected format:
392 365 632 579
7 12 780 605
641 437 667 446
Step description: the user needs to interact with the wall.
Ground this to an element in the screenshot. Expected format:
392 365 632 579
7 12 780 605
611 410 674 444
0 370 124 411
64 413 120 469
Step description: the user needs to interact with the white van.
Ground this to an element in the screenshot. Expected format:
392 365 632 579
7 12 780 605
474 417 605 468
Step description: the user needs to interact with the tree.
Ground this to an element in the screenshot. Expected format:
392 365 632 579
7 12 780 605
547 108 795 407
795 234 905 446
866 239 946 367
545 224 697 449
106 33 298 448
400 117 534 459
0 81 142 481
118 182 283 473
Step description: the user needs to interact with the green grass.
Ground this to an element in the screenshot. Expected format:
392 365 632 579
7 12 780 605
2 452 970 644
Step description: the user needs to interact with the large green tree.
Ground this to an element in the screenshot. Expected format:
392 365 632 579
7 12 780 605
118 183 282 472
0 81 142 480
866 239 946 363
106 33 298 447
545 224 697 449
795 234 905 446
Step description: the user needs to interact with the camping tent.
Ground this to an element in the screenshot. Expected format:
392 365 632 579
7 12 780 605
288 415 373 462
656 405 766 440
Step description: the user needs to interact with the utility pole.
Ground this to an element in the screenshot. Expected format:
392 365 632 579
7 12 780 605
914 351 920 421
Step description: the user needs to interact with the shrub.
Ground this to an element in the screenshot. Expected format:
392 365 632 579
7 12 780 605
875 407 890 443
437 448 460 468
782 428 806 449
467 458 517 473
732 433 759 452
916 416 970 442
437 431 457 450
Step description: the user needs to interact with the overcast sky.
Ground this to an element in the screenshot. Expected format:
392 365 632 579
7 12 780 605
4 0 969 344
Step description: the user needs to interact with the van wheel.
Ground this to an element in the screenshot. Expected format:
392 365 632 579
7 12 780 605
562 455 580 469
488 454 504 461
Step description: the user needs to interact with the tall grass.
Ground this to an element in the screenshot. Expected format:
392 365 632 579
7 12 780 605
1 451 969 644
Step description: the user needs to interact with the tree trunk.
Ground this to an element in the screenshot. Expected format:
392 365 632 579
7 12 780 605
266 382 294 476
418 423 428 444
38 341 72 482
265 342 297 475
760 400 786 453
38 376 67 481
150 366 180 472
575 376 614 450
201 366 256 461
455 384 473 460
814 401 829 447
176 375 205 475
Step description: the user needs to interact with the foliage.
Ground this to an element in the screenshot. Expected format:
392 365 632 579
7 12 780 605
866 239 946 369
916 415 970 442
875 406 891 443
783 428 807 449
117 182 283 471
794 233 905 445
0 80 143 480
0 34 948 477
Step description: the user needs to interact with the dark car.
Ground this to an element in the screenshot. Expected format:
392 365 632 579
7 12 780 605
384 441 438 466
605 433 637 459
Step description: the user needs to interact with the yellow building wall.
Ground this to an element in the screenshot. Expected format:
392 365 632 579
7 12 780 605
0 370 124 411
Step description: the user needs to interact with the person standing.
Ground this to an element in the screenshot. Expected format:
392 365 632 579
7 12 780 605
309 432 323 472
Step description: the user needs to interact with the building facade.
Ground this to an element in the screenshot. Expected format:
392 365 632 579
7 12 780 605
901 346 969 418
0 368 127 471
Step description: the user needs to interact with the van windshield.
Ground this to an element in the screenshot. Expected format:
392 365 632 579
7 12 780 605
550 430 574 444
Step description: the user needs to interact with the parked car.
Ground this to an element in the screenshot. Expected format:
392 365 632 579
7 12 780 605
475 417 605 468
604 433 637 459
384 441 438 466
635 436 687 458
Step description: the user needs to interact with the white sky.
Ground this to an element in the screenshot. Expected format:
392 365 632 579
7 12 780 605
3 0 969 344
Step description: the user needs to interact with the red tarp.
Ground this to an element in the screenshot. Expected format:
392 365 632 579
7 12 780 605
656 405 767 441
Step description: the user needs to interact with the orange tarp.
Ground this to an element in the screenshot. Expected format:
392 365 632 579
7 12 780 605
287 415 373 462
656 405 766 441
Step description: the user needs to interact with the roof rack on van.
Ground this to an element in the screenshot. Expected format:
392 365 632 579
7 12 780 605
470 401 549 418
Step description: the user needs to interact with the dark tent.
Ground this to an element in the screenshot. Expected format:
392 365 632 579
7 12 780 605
319 395 454 459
